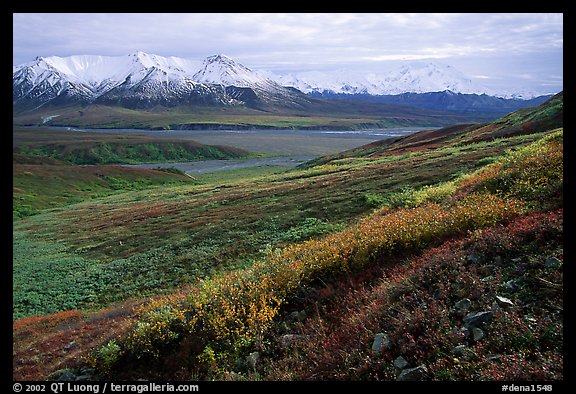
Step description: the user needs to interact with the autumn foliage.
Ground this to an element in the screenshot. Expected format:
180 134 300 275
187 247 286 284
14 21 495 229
76 129 566 379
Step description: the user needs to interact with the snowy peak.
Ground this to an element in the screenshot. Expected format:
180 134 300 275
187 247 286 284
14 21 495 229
273 61 500 97
391 62 486 95
13 52 545 113
13 52 307 110
193 54 274 88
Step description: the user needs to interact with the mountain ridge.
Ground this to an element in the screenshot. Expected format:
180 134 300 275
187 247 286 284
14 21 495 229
13 52 307 112
14 52 554 115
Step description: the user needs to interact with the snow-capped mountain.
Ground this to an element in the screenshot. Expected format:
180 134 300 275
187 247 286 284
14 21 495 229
269 61 524 98
13 52 546 114
13 52 308 110
192 54 310 108
193 54 270 88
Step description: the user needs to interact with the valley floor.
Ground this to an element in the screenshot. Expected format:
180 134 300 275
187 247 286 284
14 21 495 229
12 93 563 382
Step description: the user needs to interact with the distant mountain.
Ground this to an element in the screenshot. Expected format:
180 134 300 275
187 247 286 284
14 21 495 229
13 52 555 117
267 61 547 100
311 91 552 115
13 52 310 112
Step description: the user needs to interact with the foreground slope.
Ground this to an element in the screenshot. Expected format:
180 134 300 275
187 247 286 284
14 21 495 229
12 94 563 380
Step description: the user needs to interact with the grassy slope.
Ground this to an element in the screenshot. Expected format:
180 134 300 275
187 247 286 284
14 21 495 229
12 94 563 380
13 154 199 220
13 127 251 165
302 92 563 169
13 131 545 318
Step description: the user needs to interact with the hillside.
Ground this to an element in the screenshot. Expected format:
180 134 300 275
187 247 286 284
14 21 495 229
13 127 251 165
13 153 197 220
12 94 563 381
303 92 563 169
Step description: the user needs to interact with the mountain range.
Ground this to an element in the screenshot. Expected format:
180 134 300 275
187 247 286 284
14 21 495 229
13 52 554 116
267 62 539 99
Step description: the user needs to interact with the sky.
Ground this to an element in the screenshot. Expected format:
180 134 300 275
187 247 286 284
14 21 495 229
12 13 563 95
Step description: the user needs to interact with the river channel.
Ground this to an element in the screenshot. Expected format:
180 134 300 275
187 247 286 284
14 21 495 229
60 127 425 174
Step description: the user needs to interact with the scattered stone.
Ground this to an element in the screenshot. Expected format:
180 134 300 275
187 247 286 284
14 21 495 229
463 311 493 329
544 256 562 270
453 345 475 360
56 369 77 381
64 340 76 351
298 310 307 322
471 327 485 342
487 354 502 362
246 351 260 370
524 316 537 324
454 298 472 316
504 279 522 292
394 356 409 370
466 254 481 265
480 275 494 283
46 368 97 381
79 368 96 376
495 295 514 309
396 364 428 381
371 333 392 355
455 298 472 311
453 345 466 356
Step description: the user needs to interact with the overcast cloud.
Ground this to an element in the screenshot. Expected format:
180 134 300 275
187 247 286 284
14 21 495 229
13 13 563 95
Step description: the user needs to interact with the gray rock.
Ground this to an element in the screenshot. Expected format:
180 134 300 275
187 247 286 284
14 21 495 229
472 327 485 342
545 256 562 270
466 254 481 265
453 345 467 356
396 365 428 381
495 295 514 309
79 368 96 376
454 298 472 315
480 275 495 283
371 333 392 355
64 340 76 351
504 279 522 292
394 356 409 370
463 311 493 329
56 370 77 381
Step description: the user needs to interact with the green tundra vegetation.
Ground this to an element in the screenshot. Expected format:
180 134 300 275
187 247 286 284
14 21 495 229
12 93 562 381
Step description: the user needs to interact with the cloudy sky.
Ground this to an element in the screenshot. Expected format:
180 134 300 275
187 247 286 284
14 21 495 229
13 13 563 95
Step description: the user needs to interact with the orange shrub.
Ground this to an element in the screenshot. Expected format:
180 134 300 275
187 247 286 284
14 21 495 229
188 191 524 354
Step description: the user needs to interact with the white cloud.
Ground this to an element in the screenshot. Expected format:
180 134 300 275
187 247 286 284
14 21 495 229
13 12 563 94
